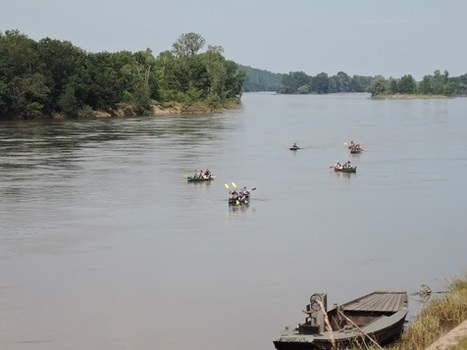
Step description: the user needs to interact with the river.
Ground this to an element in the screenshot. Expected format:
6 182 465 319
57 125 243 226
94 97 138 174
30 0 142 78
1 92 466 350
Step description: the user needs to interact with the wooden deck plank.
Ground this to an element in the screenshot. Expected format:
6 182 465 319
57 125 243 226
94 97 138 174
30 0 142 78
340 291 407 312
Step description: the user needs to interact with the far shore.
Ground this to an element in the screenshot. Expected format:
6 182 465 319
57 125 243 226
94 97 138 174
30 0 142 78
372 93 449 99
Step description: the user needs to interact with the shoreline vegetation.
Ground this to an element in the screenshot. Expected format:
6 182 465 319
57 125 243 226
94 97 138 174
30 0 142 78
0 30 245 120
1 29 466 120
371 93 449 100
242 67 467 99
394 276 467 350
358 275 467 350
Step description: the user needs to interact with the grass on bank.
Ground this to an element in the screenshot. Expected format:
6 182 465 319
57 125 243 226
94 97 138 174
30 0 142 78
349 276 467 350
451 336 467 350
391 277 467 350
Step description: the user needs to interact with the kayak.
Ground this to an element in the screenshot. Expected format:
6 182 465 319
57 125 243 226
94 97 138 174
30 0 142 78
289 146 300 151
187 176 215 182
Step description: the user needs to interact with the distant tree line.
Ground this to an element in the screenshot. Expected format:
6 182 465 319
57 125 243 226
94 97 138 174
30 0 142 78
0 30 245 119
277 71 372 94
367 70 467 97
272 69 467 97
239 65 284 92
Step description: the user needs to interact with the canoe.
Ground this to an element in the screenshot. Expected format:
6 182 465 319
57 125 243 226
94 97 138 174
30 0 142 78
187 176 215 182
273 290 409 350
290 146 300 151
228 197 249 205
334 166 356 173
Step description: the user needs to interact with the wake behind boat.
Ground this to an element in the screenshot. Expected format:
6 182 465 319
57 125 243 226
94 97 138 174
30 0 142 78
273 291 408 350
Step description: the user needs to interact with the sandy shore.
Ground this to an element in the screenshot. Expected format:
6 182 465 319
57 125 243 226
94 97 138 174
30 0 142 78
425 319 467 350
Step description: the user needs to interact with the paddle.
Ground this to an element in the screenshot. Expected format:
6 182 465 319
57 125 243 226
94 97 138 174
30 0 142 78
224 183 230 190
231 182 237 189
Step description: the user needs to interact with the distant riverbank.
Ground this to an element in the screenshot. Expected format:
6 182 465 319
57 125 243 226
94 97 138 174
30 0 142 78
372 93 448 99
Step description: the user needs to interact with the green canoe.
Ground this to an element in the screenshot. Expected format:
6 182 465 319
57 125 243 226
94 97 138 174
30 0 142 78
228 197 250 205
334 167 357 173
187 176 215 182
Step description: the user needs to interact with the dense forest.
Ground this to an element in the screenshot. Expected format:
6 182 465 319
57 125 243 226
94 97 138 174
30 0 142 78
367 71 467 97
0 30 245 119
238 67 373 94
239 65 284 92
277 71 372 94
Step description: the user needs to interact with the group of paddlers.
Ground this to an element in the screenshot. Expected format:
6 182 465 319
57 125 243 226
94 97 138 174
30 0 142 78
229 187 251 201
192 169 212 179
347 141 364 153
334 161 353 170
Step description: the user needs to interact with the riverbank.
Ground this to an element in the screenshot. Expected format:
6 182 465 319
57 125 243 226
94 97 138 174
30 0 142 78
390 277 467 350
372 93 448 99
424 319 467 350
90 100 242 118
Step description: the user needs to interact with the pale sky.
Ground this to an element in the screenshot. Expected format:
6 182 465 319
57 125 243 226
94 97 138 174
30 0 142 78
2 0 466 80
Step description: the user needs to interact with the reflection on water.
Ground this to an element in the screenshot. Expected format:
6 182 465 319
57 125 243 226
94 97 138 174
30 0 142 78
1 93 467 350
228 202 254 214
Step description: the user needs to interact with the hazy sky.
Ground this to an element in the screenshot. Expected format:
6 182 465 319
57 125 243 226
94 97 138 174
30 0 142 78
2 0 466 80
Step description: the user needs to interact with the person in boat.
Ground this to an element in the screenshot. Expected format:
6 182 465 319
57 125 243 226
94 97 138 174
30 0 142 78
348 140 355 149
343 161 351 169
239 186 250 200
192 169 198 178
229 190 238 200
335 161 342 169
292 142 298 148
204 169 211 178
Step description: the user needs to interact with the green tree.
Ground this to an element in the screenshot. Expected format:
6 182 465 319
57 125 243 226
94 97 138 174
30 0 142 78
153 50 177 101
172 32 206 58
10 73 49 118
87 51 130 110
367 75 387 97
239 65 283 92
313 72 329 94
0 30 39 77
36 37 88 114
418 75 433 94
332 71 351 92
130 49 158 108
398 74 417 94
432 70 448 95
0 30 41 117
278 72 311 94
388 78 399 94
444 82 456 96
